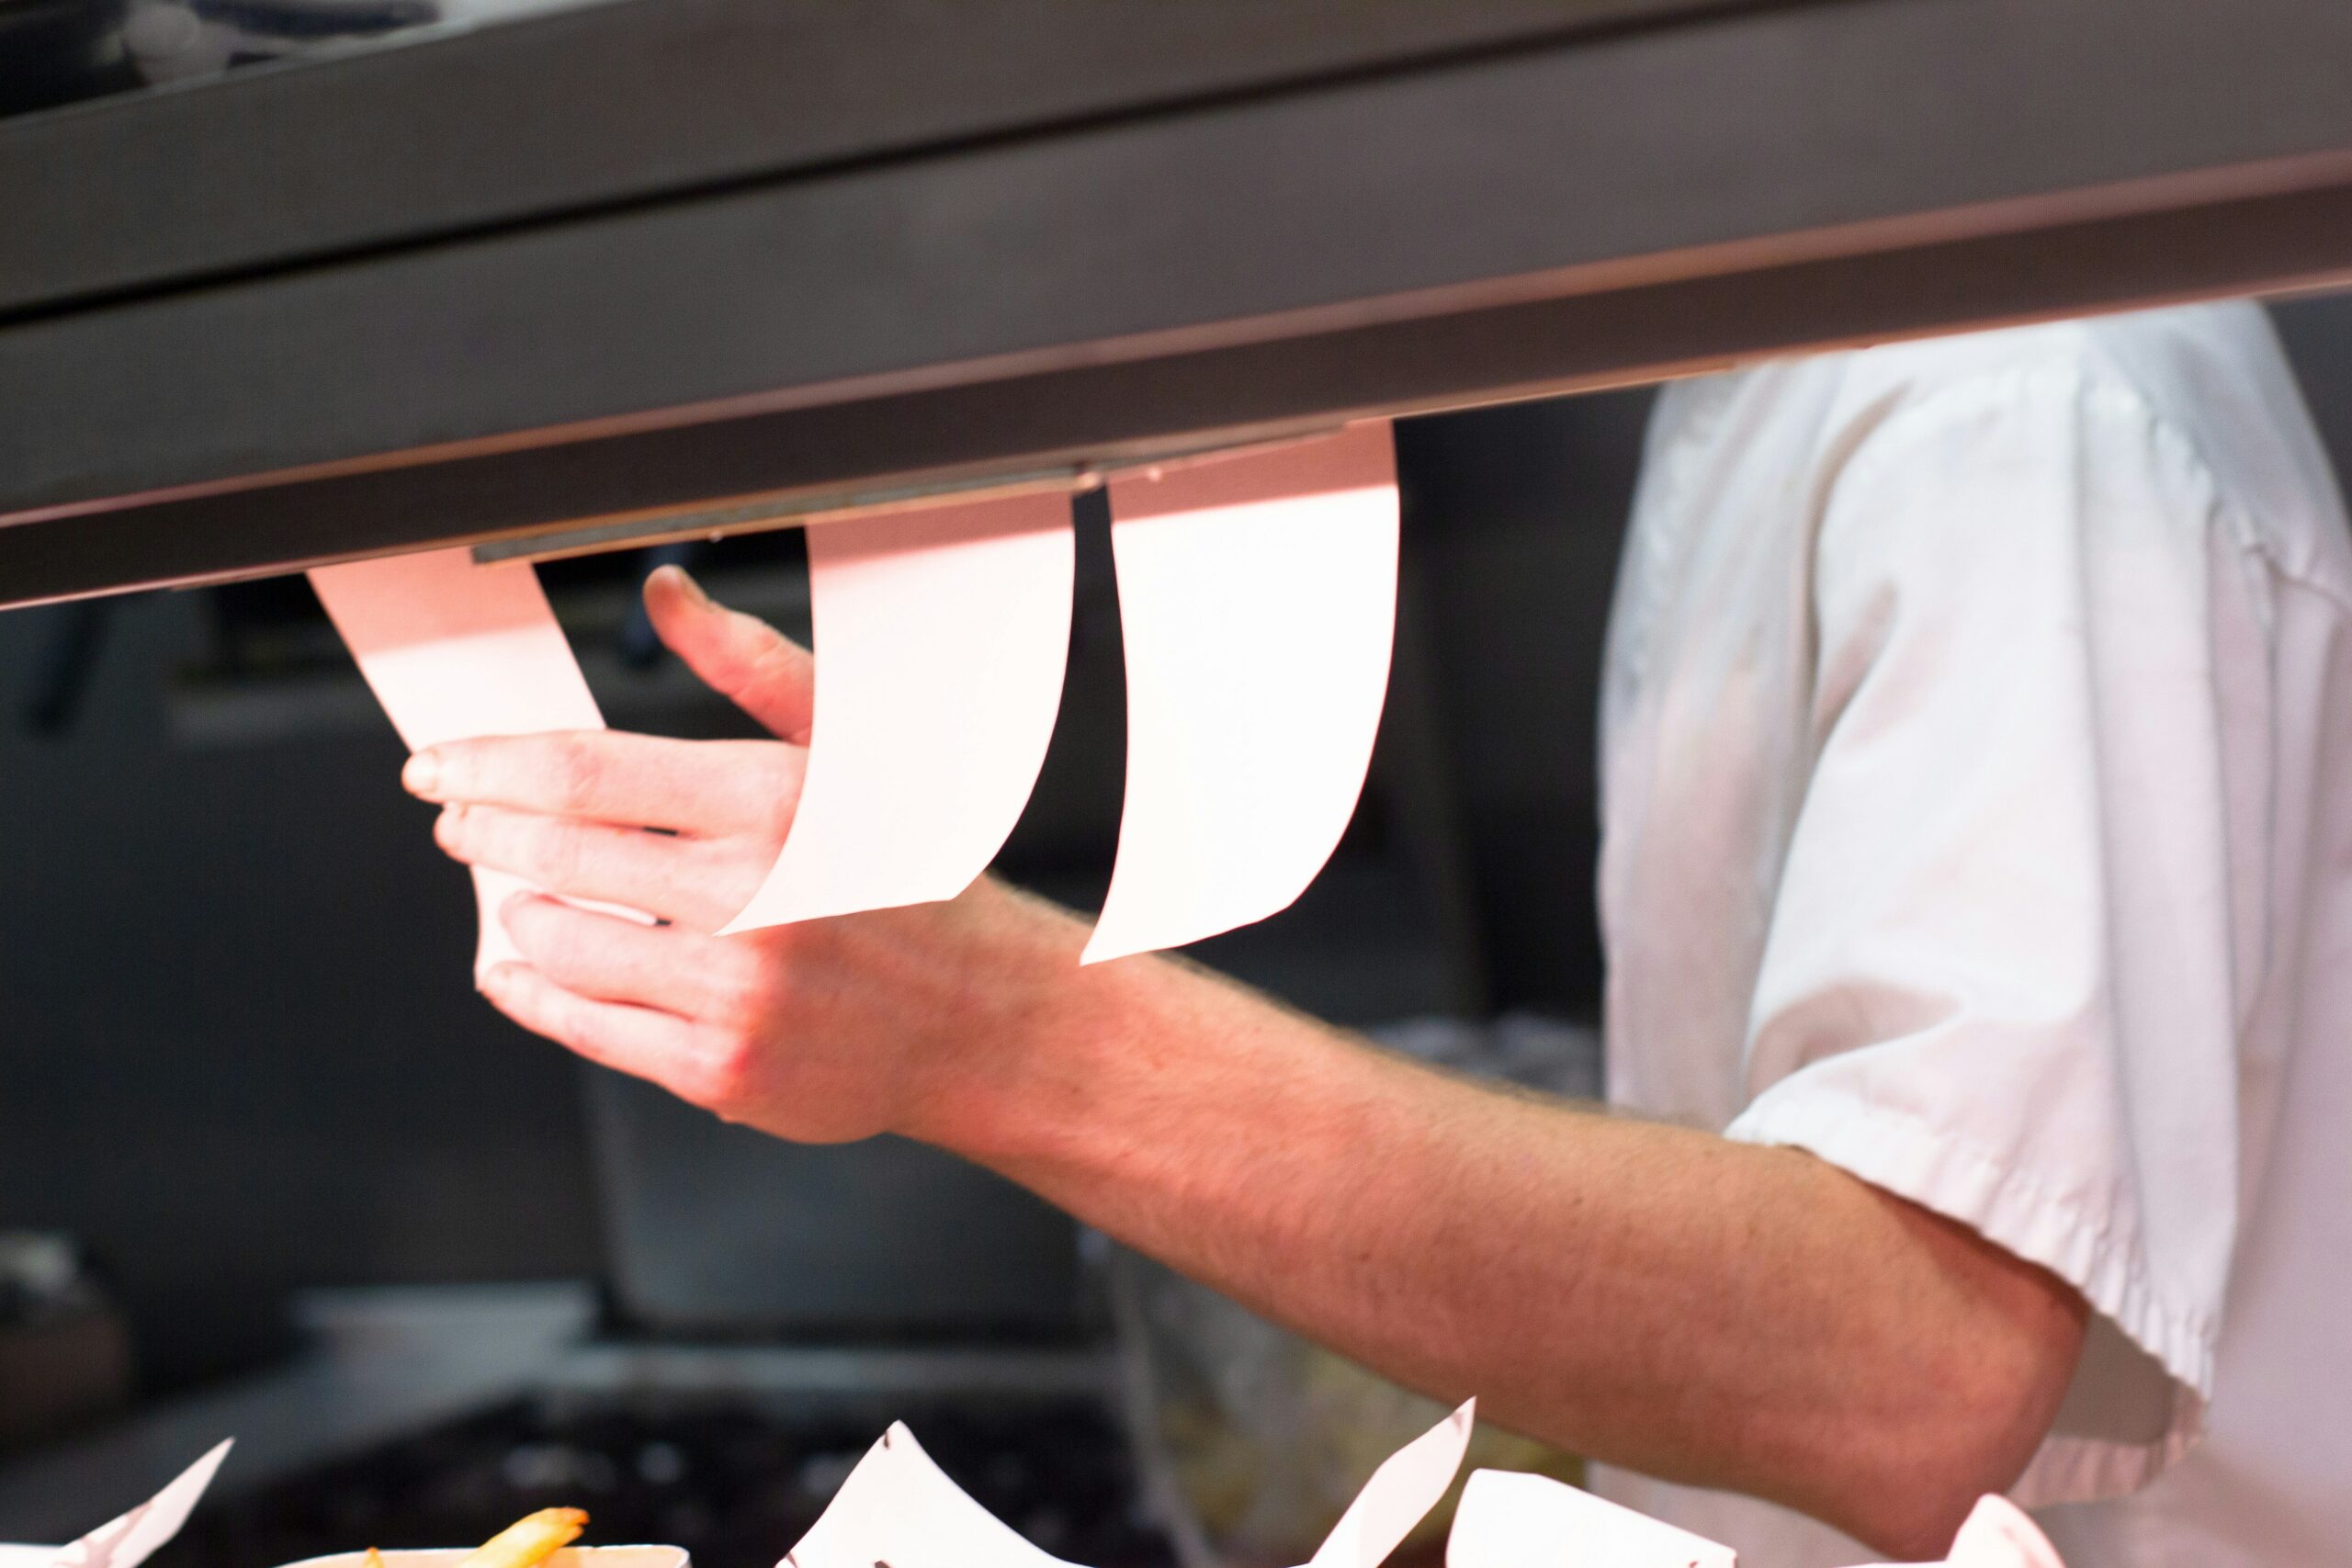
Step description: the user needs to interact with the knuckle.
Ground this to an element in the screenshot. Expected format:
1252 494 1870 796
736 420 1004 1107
694 940 769 1034
718 967 779 1039
744 950 797 1028
548 736 604 812
718 928 793 1006
691 1029 760 1113
748 639 808 697
680 840 763 931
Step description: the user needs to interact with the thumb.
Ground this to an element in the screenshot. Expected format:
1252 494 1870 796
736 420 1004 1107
644 565 815 743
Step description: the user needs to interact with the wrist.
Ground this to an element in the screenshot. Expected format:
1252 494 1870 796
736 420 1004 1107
893 878 1125 1162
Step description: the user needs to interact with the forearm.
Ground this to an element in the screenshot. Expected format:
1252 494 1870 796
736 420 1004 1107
415 648 2078 1556
921 884 2085 1556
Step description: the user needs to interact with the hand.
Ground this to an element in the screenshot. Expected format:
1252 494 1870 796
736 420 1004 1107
404 565 1086 1145
401 577 2083 1553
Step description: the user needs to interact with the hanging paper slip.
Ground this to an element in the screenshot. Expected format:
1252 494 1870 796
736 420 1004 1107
311 547 611 978
1086 422 1398 964
719 491 1073 931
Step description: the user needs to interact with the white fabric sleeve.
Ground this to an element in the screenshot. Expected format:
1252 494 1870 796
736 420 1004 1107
1724 362 2275 1505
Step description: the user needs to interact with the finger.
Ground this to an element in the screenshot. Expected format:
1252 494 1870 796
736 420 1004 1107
405 729 798 837
479 961 715 1095
502 895 757 1020
645 566 816 742
436 805 762 928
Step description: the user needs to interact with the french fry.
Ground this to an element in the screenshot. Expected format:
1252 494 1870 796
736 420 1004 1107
366 1551 386 1568
456 1509 588 1568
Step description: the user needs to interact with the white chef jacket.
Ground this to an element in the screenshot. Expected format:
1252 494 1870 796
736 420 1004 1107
1589 302 2352 1566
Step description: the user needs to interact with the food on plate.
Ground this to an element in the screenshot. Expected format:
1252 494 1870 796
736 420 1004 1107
454 1509 590 1568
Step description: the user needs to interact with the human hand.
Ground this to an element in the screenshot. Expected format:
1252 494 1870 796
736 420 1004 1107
404 565 1086 1145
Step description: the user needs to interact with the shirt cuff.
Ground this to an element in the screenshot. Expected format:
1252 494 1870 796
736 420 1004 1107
1723 1087 2211 1506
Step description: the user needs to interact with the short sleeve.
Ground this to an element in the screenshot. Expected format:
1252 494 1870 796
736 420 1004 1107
1723 361 2275 1505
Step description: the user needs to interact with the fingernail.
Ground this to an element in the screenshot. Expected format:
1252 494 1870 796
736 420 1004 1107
402 750 441 797
673 567 711 607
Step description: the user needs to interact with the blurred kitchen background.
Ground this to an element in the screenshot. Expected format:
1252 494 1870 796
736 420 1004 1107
0 375 1637 1568
9 299 2352 1568
13 7 2352 1562
14 297 2352 1568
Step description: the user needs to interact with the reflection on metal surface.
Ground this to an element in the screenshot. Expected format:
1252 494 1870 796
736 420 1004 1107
0 0 610 120
470 468 1099 568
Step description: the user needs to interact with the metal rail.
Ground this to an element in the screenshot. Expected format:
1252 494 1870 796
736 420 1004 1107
5 0 2352 604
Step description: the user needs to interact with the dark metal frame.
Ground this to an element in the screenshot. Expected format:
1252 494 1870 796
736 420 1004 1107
6 0 2352 605
0 0 1770 320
